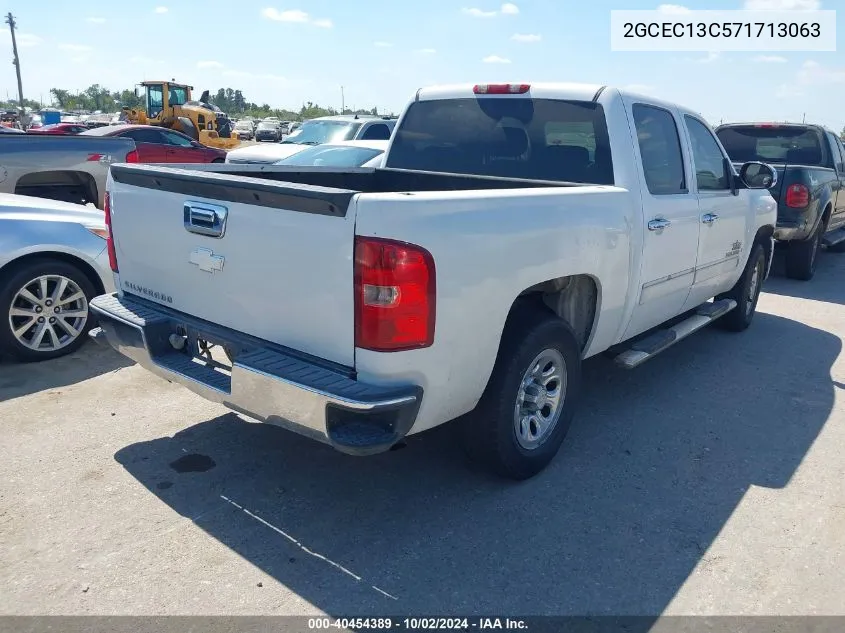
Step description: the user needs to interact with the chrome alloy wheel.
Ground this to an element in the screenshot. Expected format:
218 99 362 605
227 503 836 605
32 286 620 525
8 275 89 352
513 348 567 450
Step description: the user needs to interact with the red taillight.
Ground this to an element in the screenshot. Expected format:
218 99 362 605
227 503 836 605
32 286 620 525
103 192 118 273
354 237 436 352
124 149 139 163
785 184 809 208
754 123 779 128
473 83 530 94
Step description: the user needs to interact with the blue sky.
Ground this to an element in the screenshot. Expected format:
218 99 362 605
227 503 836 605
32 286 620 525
1 0 842 130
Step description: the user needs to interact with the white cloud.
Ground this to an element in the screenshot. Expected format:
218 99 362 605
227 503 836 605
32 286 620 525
374 41 393 47
197 60 224 69
482 55 512 63
796 59 845 84
261 8 332 27
262 8 308 21
696 51 721 63
463 7 498 17
463 3 519 17
657 4 692 14
70 56 90 64
743 0 820 9
624 83 656 93
0 30 42 47
59 43 93 52
415 48 437 54
154 6 168 13
511 33 541 42
753 55 788 62
86 17 106 24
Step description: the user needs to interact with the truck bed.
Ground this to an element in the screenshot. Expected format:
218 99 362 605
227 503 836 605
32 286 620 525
110 163 581 217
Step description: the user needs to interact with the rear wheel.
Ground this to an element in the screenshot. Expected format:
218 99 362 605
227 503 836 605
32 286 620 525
785 221 823 280
0 259 98 362
462 305 581 480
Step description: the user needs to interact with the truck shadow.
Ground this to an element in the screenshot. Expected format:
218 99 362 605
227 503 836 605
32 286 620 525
114 312 838 617
763 248 844 305
0 340 134 402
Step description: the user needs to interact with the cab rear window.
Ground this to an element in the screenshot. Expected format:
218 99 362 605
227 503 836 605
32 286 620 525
386 97 614 184
716 125 826 166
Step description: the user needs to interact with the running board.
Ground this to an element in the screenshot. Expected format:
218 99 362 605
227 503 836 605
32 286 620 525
614 299 737 369
822 227 845 247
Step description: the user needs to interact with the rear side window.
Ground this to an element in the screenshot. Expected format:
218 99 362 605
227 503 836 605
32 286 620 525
385 98 614 184
632 103 686 195
121 129 164 144
360 123 392 140
715 125 825 166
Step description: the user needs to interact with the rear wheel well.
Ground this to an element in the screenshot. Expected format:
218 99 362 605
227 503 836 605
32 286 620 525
0 252 105 297
507 275 598 353
821 203 833 230
14 170 98 207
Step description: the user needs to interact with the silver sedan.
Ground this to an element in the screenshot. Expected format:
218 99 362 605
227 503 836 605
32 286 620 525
0 193 114 362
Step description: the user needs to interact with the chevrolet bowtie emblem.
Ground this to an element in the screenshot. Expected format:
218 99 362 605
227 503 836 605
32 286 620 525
189 247 225 273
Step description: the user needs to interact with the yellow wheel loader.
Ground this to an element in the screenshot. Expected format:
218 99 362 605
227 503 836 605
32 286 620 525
121 81 240 150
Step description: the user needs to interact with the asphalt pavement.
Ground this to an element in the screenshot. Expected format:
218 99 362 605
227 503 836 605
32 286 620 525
1 249 843 616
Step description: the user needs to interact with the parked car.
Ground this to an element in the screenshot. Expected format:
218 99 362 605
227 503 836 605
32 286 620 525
0 125 25 134
254 121 281 142
90 82 777 480
715 122 845 280
27 123 89 135
0 193 115 362
273 140 389 167
226 117 396 163
79 125 227 163
233 120 255 140
283 114 395 145
0 134 137 208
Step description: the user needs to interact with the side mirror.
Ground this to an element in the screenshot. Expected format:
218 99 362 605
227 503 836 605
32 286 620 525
739 161 778 190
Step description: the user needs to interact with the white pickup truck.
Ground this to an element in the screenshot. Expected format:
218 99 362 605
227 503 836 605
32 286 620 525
90 83 778 480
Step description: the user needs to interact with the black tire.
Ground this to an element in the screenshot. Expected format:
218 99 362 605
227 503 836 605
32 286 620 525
462 305 582 480
0 259 98 362
716 243 767 332
785 221 823 280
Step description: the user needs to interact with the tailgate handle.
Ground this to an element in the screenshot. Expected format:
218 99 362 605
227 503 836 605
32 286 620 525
184 201 228 238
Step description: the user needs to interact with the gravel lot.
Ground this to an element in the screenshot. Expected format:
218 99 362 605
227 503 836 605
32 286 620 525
1 250 843 616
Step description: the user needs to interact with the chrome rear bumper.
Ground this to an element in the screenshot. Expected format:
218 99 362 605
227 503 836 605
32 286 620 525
89 293 422 455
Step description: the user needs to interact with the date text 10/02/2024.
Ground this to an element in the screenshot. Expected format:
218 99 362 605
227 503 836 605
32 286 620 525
307 618 529 630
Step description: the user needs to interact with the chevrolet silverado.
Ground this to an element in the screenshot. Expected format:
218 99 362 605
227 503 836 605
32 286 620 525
89 83 778 479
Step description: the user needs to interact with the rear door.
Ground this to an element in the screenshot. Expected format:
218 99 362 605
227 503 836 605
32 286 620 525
620 101 701 340
107 166 359 367
118 128 169 162
682 115 749 304
159 129 205 163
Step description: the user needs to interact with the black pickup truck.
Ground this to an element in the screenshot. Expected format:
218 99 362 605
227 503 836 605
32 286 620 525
715 123 845 280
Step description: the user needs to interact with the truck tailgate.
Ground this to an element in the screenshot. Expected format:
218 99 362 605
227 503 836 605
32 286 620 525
107 164 358 367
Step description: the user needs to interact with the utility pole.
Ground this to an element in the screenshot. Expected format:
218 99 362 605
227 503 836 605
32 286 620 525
5 13 26 125
802 112 806 123
341 85 345 114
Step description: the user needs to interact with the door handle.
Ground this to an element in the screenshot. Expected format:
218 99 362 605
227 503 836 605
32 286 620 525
702 213 719 224
647 218 671 231
184 201 228 238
